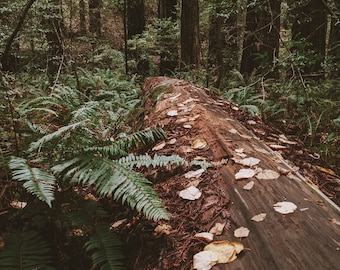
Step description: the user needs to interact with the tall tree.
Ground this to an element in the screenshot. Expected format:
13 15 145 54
291 0 328 74
1 0 36 71
127 0 145 39
158 0 178 75
180 0 200 69
79 0 86 35
241 0 281 77
89 0 102 37
158 0 177 21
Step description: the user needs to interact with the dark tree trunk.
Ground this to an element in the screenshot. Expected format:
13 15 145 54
158 0 178 75
79 0 86 35
1 0 36 71
127 0 145 39
291 0 327 73
208 0 227 87
89 0 101 37
43 0 64 80
158 0 177 21
241 0 281 77
180 0 200 69
329 0 340 77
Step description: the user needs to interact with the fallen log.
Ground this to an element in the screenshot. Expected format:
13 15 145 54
139 77 340 270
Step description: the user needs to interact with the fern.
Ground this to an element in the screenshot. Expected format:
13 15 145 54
85 225 124 270
52 155 170 221
8 156 55 207
0 230 56 270
118 153 186 168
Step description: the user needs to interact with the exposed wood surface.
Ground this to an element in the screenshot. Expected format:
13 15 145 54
142 77 340 270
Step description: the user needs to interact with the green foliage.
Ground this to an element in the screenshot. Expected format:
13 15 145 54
0 230 56 270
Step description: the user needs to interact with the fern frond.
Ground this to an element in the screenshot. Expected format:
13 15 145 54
28 120 87 152
52 156 170 221
8 157 55 207
118 153 187 168
85 225 124 270
0 230 56 269
113 128 166 152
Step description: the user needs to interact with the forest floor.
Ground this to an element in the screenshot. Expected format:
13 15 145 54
113 77 340 270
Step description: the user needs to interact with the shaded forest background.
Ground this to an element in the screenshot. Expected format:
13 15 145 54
0 0 339 269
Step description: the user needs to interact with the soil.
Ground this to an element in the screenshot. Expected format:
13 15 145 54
113 77 340 270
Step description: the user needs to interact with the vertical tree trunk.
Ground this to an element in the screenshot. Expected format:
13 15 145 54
328 0 340 78
127 0 145 39
180 0 200 69
291 0 327 74
241 0 281 77
158 0 178 75
208 0 227 87
44 0 64 80
89 0 101 37
79 0 86 35
158 0 177 21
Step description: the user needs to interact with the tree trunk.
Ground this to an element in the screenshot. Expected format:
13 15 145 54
89 0 101 37
291 0 327 74
127 0 145 39
0 0 36 71
241 0 281 77
180 0 200 69
328 0 340 78
208 0 228 88
44 0 64 80
158 0 178 75
158 0 177 21
79 0 86 35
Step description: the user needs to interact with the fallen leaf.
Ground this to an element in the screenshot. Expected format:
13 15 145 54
190 115 200 121
152 141 166 151
251 213 267 222
179 186 202 200
110 219 127 229
255 169 280 180
176 117 188 123
330 218 340 226
209 222 225 235
231 106 239 111
229 128 238 134
184 168 205 179
232 157 261 167
273 201 297 214
168 138 177 144
243 181 255 190
235 168 256 180
234 226 250 238
269 144 287 150
279 134 297 145
169 93 182 100
191 139 207 149
183 124 192 129
247 120 257 125
167 110 178 116
10 200 27 209
154 224 172 237
195 232 214 242
203 240 244 264
193 251 219 270
316 166 338 177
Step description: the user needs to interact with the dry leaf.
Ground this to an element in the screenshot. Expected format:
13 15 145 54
167 110 178 116
209 222 225 235
330 218 340 226
110 219 127 229
229 128 238 134
183 124 192 129
152 141 166 151
247 120 257 125
232 157 261 167
193 251 219 270
273 201 297 214
168 138 177 144
10 200 27 209
231 106 239 111
251 213 267 222
154 224 172 237
269 144 287 150
316 166 338 177
195 232 214 242
169 93 182 100
179 186 202 200
184 168 205 179
203 240 244 264
243 181 255 190
279 134 297 145
190 115 200 121
191 139 207 149
255 169 280 180
234 226 250 238
235 168 256 180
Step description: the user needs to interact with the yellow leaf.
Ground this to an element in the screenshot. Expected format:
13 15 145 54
203 240 244 264
191 139 207 149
